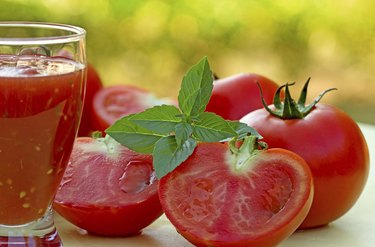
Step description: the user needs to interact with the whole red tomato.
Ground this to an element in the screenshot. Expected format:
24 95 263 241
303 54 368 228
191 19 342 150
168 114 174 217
92 85 174 132
54 136 163 236
159 138 313 246
78 64 103 136
240 80 369 229
205 73 280 120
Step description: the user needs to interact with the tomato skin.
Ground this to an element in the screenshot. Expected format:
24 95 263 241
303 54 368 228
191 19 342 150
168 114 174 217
54 194 162 236
92 85 173 132
78 64 103 136
54 137 163 236
240 104 369 228
159 142 313 247
205 73 279 120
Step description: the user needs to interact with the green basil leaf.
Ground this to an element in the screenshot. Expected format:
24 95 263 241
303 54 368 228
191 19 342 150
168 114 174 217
227 120 262 140
178 57 213 118
175 122 194 147
130 105 181 134
193 112 237 142
153 136 197 178
106 114 165 154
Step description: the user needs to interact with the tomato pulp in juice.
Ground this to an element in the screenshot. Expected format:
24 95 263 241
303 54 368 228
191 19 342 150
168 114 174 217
0 55 85 225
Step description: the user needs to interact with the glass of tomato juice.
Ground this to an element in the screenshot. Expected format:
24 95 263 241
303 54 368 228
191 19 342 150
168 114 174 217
0 22 86 246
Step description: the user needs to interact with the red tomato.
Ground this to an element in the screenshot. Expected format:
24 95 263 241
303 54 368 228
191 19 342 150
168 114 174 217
158 141 313 247
78 64 103 136
205 73 280 120
241 104 369 228
54 137 163 236
92 85 173 132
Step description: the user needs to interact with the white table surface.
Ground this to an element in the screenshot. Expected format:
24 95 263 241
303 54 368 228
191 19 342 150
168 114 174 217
55 123 375 247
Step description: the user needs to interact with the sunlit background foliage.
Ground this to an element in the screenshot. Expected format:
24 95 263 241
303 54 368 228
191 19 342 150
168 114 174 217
1 0 374 123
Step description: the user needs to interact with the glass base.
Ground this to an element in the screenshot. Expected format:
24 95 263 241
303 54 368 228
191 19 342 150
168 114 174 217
0 229 62 247
0 206 62 247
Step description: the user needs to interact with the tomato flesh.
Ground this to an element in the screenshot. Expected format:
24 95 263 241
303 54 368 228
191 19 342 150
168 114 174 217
54 137 163 236
159 142 313 247
92 85 172 131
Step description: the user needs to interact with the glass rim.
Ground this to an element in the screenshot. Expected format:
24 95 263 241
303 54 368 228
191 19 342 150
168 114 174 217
0 21 86 45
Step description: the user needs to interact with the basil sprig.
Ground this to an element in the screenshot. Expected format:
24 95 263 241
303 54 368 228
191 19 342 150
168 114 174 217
106 57 259 178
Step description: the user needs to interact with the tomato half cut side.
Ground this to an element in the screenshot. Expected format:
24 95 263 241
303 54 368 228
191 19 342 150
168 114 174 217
159 142 313 247
54 137 163 237
92 85 172 132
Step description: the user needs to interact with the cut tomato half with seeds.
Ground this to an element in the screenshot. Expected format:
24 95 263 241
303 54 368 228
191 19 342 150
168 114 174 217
158 141 313 247
54 136 163 237
92 85 173 132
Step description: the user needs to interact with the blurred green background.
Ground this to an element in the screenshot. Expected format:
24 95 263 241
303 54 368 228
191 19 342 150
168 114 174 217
1 0 374 123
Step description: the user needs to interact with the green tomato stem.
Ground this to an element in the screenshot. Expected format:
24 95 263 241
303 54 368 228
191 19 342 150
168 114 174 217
229 136 267 171
258 78 337 120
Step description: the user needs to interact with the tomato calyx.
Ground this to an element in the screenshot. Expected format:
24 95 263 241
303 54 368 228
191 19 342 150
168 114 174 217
258 77 337 119
229 136 268 171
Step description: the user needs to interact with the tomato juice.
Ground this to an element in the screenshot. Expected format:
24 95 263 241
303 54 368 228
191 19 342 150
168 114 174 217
0 55 85 225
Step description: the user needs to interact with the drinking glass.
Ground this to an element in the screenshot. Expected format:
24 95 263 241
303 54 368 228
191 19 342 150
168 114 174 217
0 22 86 246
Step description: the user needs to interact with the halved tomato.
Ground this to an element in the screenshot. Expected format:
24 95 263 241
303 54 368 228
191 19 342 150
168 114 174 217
54 136 163 236
158 140 313 247
92 85 173 132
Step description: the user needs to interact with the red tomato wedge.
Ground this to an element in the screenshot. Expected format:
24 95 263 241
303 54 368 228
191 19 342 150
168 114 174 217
92 85 173 132
158 142 313 247
54 137 163 236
